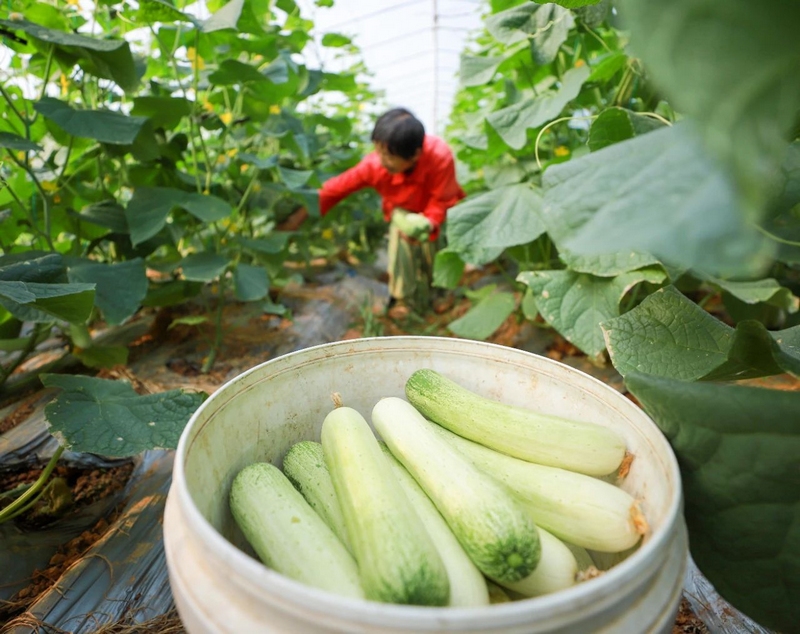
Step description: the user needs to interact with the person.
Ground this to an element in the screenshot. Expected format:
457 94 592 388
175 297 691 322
281 108 465 314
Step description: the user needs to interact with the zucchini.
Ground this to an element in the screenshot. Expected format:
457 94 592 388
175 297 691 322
493 527 578 598
229 462 363 599
428 422 646 552
282 440 352 553
405 369 626 476
321 406 450 606
372 397 540 583
379 442 490 607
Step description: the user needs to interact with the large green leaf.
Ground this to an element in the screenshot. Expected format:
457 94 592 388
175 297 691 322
487 65 590 150
131 96 191 130
624 373 800 634
545 123 773 277
701 275 799 314
617 0 800 214
233 264 269 301
202 0 244 32
447 290 516 340
459 54 506 87
587 107 665 152
68 259 148 325
180 253 228 282
0 131 41 152
518 267 666 357
446 184 545 265
0 282 95 324
0 253 66 284
42 374 206 456
208 59 268 85
73 201 129 233
277 166 313 190
602 286 733 380
486 3 574 64
34 98 149 145
125 188 231 245
552 0 603 7
432 249 466 290
234 234 290 255
0 19 138 92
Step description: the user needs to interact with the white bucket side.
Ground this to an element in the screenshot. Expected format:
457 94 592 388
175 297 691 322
165 337 686 633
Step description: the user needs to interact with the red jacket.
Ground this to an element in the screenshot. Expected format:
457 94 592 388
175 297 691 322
319 135 465 240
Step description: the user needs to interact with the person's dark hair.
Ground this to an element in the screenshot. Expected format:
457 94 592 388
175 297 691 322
371 108 425 159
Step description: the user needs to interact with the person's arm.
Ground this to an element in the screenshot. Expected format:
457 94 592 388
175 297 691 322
319 159 375 215
421 150 464 232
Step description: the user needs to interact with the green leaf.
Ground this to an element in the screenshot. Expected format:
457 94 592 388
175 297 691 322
134 0 196 25
587 51 627 83
518 267 666 357
432 249 465 290
624 373 800 634
550 0 603 7
486 3 574 59
487 65 590 150
321 33 351 47
277 166 313 190
446 184 546 265
142 280 203 308
0 253 66 283
617 0 800 214
34 98 149 145
700 321 800 381
71 201 129 233
588 107 665 152
42 374 206 457
545 123 773 277
74 344 129 369
131 96 191 129
234 264 269 301
262 57 289 84
0 19 138 92
602 286 733 380
202 0 244 32
125 188 231 245
208 59 268 85
701 275 799 314
0 131 41 152
448 291 516 340
233 234 290 255
0 280 95 324
67 259 148 325
459 54 506 87
180 253 228 282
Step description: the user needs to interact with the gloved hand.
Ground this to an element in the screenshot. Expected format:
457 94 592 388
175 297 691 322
391 209 432 241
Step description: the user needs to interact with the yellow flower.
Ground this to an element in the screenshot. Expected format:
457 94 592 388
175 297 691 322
240 164 247 173
60 74 69 96
187 47 205 71
269 104 281 115
53 194 62 203
16 151 25 161
226 148 238 157
41 180 58 192
66 0 80 6
220 112 233 125
321 228 334 240
574 59 585 68
554 146 570 157
216 155 226 164
202 100 214 113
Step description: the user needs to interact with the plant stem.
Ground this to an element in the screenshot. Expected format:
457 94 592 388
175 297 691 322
0 446 65 525
0 84 28 134
5 150 55 250
202 274 228 373
0 324 46 387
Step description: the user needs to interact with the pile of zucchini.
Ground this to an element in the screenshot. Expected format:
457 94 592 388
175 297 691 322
229 369 648 607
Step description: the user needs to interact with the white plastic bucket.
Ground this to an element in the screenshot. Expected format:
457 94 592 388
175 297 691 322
164 336 688 633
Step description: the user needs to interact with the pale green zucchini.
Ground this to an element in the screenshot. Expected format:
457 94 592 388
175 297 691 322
321 406 450 606
229 462 363 599
405 369 626 476
428 422 646 552
493 527 578 598
379 442 490 607
282 440 352 553
372 397 540 584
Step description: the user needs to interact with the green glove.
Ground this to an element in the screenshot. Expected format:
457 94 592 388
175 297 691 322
391 209 432 241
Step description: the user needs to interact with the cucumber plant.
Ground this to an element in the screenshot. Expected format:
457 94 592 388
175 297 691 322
440 1 800 630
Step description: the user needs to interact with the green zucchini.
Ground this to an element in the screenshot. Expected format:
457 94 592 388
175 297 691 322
229 462 363 599
321 406 450 606
379 442 490 607
405 369 626 476
282 440 352 553
428 422 646 552
372 397 541 583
